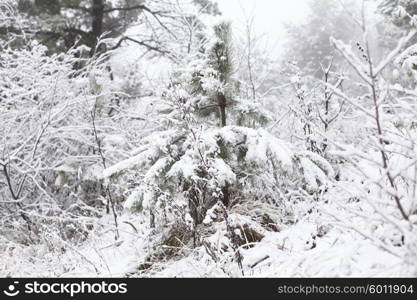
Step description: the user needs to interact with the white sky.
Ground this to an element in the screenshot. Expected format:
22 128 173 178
216 0 310 40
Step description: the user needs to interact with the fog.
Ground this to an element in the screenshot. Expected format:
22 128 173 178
216 0 310 38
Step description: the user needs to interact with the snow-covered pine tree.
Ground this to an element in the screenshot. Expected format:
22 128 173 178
103 21 335 234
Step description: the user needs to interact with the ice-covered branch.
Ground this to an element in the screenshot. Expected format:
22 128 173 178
374 29 417 76
330 37 372 85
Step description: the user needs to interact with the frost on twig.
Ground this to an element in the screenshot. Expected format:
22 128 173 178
330 37 372 84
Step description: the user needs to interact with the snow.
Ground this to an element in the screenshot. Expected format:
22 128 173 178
1 190 416 277
124 190 142 211
2 0 417 280
167 153 197 180
209 159 237 186
102 151 148 179
299 157 326 192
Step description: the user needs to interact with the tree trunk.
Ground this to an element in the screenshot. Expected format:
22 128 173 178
218 93 227 127
217 92 229 206
91 0 104 50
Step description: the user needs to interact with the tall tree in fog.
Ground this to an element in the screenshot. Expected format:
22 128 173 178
283 0 361 76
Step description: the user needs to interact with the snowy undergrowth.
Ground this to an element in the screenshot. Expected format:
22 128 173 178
2 182 415 278
140 199 415 277
0 214 150 277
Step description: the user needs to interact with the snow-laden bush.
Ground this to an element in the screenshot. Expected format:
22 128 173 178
0 6 127 244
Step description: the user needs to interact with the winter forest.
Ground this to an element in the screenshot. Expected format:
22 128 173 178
1 0 417 278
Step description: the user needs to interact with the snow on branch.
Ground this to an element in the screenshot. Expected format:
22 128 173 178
320 81 374 118
330 37 372 85
374 29 417 76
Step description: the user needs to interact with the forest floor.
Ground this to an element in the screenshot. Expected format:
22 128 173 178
1 193 413 277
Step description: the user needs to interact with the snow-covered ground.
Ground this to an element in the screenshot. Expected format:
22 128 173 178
2 191 415 278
